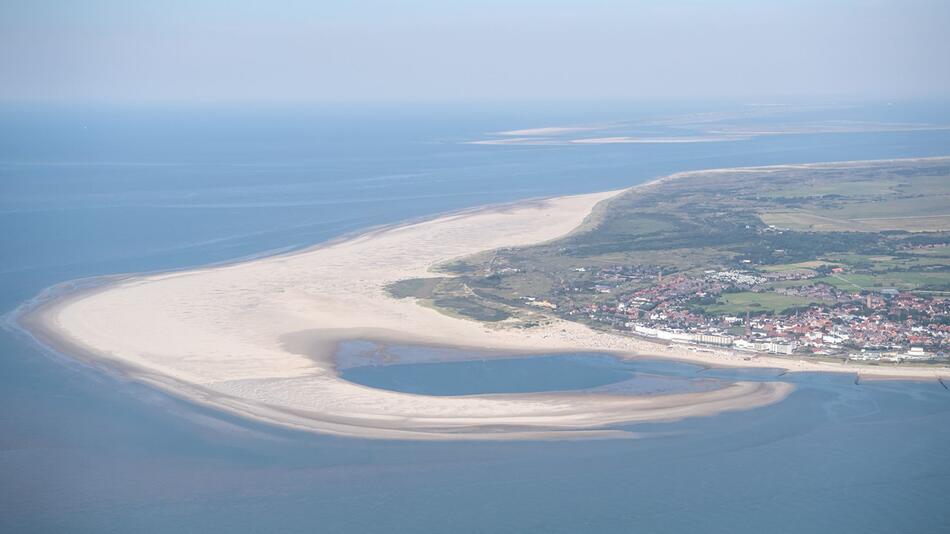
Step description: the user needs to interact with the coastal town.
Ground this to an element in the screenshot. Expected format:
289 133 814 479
557 264 949 363
416 161 950 368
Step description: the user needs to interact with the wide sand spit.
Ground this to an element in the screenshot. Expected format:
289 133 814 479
19 160 950 440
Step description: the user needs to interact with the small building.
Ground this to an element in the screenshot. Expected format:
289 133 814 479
690 333 734 346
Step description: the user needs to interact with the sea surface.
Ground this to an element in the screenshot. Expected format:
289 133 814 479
1 101 950 533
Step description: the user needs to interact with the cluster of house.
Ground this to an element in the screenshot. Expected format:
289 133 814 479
561 268 948 361
743 294 948 353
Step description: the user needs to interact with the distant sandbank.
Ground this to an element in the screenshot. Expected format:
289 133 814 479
17 159 949 440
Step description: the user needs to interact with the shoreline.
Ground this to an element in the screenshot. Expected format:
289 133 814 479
14 157 950 440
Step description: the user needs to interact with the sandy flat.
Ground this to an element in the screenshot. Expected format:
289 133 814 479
569 135 750 144
20 160 949 440
495 126 598 136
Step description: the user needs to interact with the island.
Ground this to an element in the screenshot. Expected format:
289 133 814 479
395 157 950 367
16 157 950 440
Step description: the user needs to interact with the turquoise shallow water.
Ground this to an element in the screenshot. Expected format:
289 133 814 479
2 102 950 533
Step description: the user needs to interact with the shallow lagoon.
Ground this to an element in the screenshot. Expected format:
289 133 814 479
338 342 727 396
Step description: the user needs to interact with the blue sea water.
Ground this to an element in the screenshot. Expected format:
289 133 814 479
2 101 950 533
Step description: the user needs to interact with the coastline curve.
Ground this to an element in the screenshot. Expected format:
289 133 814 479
17 160 947 440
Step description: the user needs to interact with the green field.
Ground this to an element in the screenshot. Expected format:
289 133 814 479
758 210 871 232
759 260 840 272
820 253 950 272
703 292 820 315
761 179 902 198
905 247 950 256
816 272 950 291
757 170 950 232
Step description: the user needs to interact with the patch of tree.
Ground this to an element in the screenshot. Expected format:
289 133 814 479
898 233 950 247
432 297 511 322
687 295 718 306
561 211 763 257
729 231 885 265
438 260 479 274
769 197 807 207
780 305 814 316
472 274 503 288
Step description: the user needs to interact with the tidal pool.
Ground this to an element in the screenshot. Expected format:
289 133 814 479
337 341 726 396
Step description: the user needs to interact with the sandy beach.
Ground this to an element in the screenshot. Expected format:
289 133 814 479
17 162 949 440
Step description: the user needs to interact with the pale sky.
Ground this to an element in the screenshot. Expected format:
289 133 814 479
1 0 948 102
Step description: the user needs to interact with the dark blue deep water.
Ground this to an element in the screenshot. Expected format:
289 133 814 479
2 101 950 533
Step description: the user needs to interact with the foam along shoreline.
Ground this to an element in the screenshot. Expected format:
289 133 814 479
18 160 947 440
